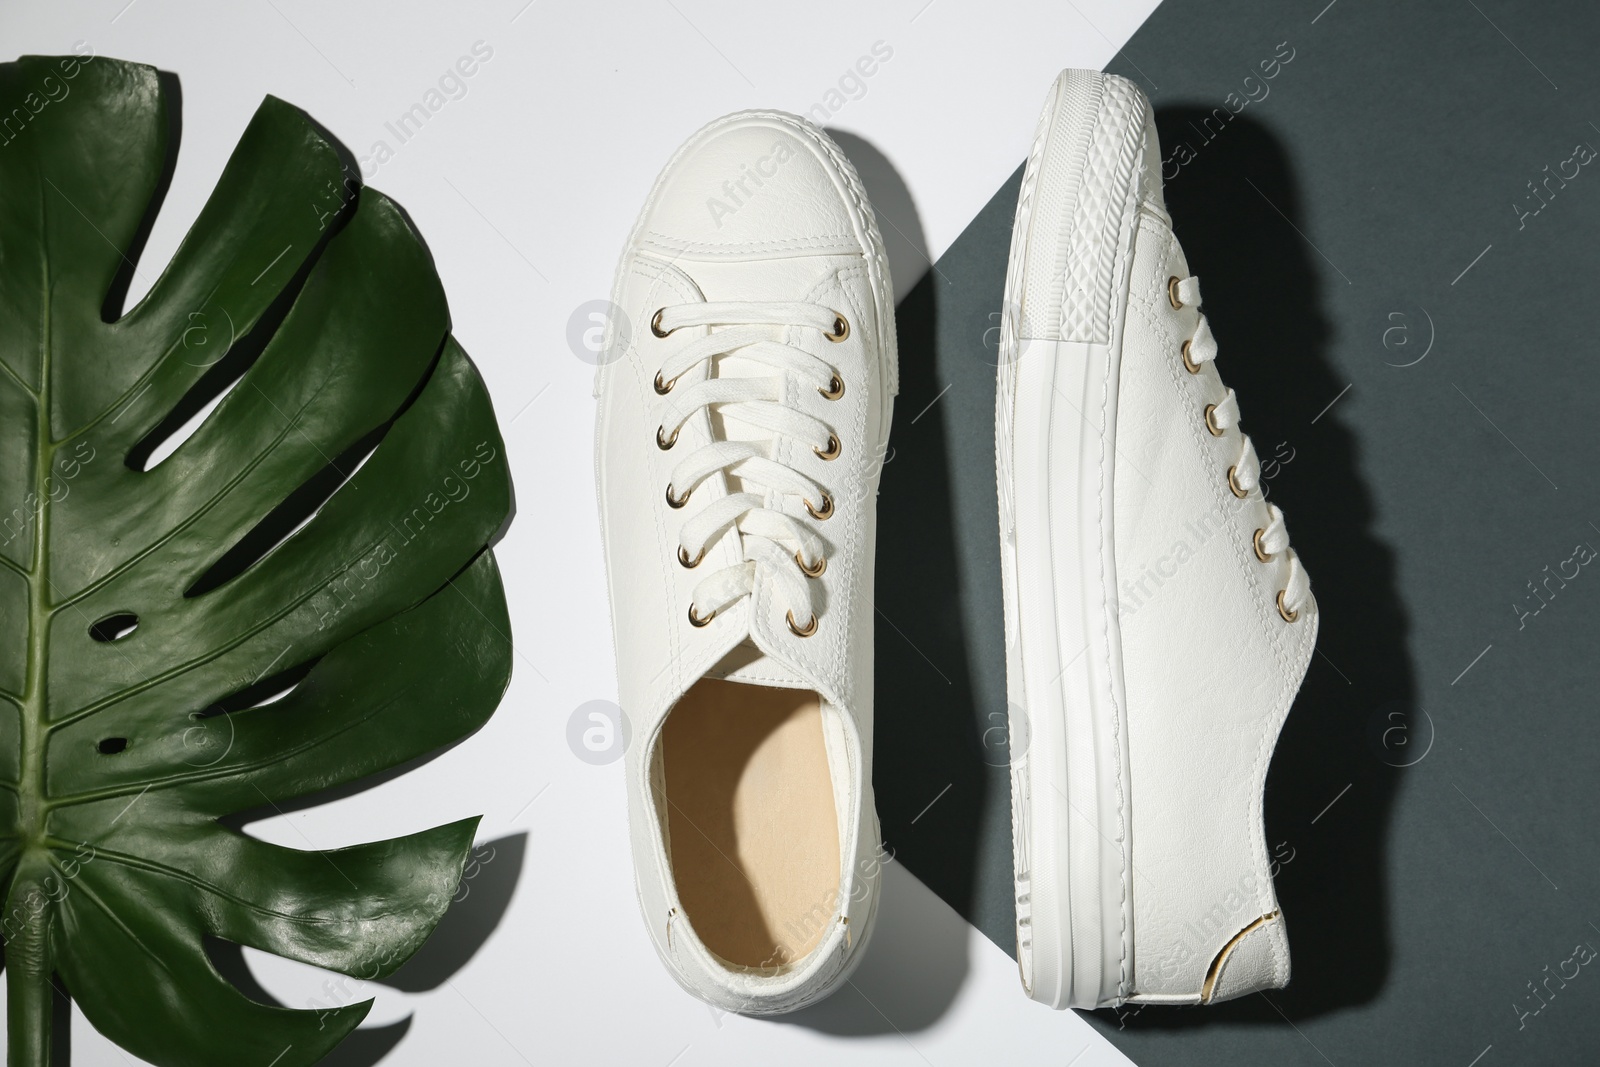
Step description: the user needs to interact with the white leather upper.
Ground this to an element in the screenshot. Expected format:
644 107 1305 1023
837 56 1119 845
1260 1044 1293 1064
1111 113 1318 1003
594 112 895 1013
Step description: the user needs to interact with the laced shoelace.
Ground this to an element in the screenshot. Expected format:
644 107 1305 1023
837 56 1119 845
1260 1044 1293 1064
651 300 850 637
1170 275 1311 622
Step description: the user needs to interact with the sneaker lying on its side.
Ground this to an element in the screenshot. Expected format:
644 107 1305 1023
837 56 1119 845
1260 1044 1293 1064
996 69 1317 1010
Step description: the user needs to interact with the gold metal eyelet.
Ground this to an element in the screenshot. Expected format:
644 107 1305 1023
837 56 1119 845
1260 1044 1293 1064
1182 339 1201 374
804 493 834 521
1253 528 1273 562
1227 466 1249 499
678 545 705 569
787 610 818 637
796 550 827 578
1276 589 1300 624
688 603 716 627
1167 276 1184 310
824 314 849 343
814 434 841 461
819 375 845 401
656 425 679 450
1204 404 1225 437
654 370 678 395
666 483 691 509
651 308 673 338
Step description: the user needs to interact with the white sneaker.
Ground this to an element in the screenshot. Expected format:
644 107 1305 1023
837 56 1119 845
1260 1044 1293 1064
594 110 897 1014
996 70 1318 1010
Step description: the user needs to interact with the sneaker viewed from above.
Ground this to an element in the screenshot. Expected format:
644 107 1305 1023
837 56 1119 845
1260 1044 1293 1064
594 111 897 1014
996 70 1318 1010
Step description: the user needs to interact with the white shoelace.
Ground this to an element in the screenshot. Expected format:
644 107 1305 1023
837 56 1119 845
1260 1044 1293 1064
1174 276 1311 620
652 301 847 635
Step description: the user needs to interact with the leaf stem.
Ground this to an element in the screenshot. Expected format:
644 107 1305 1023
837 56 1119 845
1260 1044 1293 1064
5 853 54 1067
8 177 58 1067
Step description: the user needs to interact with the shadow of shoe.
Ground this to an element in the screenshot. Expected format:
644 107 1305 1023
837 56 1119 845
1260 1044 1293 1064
780 861 971 1035
825 131 939 305
1102 107 1412 1031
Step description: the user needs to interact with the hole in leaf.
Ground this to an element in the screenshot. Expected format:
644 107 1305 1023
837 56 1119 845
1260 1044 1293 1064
183 425 386 598
126 340 249 473
196 655 321 719
101 70 182 324
201 936 289 1008
125 181 357 474
139 375 245 472
182 342 443 598
97 737 128 755
88 613 139 643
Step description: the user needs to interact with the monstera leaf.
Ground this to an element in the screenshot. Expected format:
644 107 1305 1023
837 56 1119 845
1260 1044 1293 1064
0 55 513 1066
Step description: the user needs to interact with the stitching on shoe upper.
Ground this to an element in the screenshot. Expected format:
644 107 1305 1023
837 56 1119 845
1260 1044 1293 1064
641 232 860 255
712 669 808 686
1101 81 1157 1002
772 110 897 397
627 265 700 943
1137 225 1301 945
823 269 867 767
1273 917 1288 987
638 276 685 707
766 265 869 709
826 267 870 710
631 262 709 718
1100 209 1134 1002
1135 229 1291 673
804 268 869 952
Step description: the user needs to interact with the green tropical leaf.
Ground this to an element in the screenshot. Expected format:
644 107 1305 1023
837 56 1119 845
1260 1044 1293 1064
0 54 514 1066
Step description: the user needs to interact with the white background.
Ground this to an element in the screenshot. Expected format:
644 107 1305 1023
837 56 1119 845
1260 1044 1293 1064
1 2 1159 1063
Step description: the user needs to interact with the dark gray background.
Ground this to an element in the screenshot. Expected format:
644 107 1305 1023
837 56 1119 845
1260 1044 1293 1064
868 0 1600 1063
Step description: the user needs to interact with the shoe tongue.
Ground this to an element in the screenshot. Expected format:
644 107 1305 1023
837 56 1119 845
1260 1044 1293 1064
691 259 812 474
705 638 810 689
702 348 804 688
707 347 772 457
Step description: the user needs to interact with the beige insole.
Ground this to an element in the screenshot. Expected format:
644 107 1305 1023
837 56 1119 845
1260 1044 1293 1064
661 678 841 969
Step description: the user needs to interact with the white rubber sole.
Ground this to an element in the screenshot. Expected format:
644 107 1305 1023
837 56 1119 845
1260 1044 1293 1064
995 70 1146 1010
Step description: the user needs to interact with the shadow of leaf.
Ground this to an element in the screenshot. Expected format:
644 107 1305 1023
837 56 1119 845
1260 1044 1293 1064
379 832 527 993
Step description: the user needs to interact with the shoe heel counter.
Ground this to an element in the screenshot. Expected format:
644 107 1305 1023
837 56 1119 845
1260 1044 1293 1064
1202 910 1291 1003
